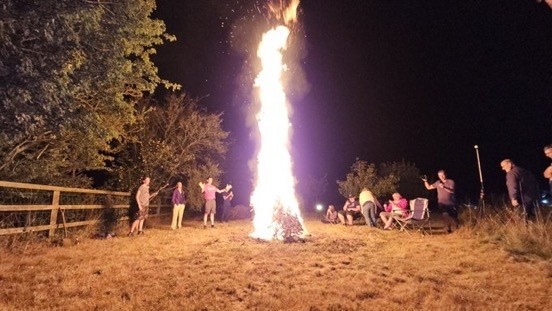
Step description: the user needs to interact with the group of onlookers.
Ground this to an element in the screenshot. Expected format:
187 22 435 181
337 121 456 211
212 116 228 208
198 177 233 229
322 189 412 230
128 146 552 236
127 176 233 236
321 170 458 232
499 144 552 222
323 144 552 231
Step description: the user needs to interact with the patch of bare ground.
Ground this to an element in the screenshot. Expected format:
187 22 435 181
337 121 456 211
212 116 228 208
0 218 550 311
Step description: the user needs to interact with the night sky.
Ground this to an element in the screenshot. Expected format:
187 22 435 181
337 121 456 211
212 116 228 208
153 0 552 206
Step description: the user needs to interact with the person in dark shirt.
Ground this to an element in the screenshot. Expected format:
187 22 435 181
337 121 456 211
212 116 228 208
220 189 234 222
423 170 459 233
337 195 361 226
171 182 186 230
500 159 539 222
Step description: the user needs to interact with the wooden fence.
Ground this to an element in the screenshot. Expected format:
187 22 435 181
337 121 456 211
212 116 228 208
0 180 171 237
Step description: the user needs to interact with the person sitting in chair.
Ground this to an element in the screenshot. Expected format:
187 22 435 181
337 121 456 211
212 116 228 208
379 192 408 230
338 194 361 226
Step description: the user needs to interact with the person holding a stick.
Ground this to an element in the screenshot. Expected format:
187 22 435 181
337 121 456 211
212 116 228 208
199 177 230 228
423 170 459 233
129 176 166 236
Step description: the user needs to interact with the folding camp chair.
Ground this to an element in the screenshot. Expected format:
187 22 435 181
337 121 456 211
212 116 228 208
393 198 432 234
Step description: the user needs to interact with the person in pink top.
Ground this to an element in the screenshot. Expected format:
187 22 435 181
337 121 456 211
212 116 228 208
199 177 230 228
379 192 408 230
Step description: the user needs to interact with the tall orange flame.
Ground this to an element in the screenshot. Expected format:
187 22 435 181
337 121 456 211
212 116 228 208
268 0 300 24
250 1 306 240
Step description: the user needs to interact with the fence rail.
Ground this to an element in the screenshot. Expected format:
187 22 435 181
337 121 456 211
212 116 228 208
0 180 170 237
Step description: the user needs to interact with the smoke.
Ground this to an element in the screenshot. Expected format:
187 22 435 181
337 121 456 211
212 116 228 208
222 0 310 130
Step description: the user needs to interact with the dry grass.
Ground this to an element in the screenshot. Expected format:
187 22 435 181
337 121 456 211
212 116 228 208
1 216 551 311
464 208 552 260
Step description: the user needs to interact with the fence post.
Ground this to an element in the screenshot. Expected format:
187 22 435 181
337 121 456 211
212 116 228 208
49 190 60 237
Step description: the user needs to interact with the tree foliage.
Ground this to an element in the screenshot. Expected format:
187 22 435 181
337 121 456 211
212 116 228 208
337 159 398 199
378 160 428 200
337 159 427 201
0 0 178 186
111 93 229 210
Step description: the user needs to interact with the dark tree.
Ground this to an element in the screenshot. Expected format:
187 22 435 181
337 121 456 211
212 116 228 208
0 0 178 186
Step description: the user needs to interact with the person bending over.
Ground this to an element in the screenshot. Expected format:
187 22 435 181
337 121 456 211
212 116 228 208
359 188 382 227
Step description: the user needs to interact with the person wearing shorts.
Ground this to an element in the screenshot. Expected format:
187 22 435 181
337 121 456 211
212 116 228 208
199 177 229 228
129 177 151 236
337 194 361 226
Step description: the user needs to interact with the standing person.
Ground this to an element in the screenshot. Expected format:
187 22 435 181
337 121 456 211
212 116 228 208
198 177 228 228
500 159 539 222
171 182 186 230
220 189 234 222
337 194 361 226
423 170 459 233
129 177 151 236
359 188 382 227
543 145 552 194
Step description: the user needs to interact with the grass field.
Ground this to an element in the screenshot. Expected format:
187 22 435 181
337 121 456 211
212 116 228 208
1 216 551 311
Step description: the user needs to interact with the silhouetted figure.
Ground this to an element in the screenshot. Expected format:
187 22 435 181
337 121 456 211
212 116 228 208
501 159 539 222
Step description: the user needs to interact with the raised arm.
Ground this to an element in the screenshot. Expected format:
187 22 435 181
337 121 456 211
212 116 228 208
217 184 232 193
423 179 435 190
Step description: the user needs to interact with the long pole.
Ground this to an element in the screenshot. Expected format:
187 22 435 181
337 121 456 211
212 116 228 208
474 145 486 214
474 145 484 194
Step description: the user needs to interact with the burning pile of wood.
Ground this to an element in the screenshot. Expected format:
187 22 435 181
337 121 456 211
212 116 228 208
273 206 305 243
